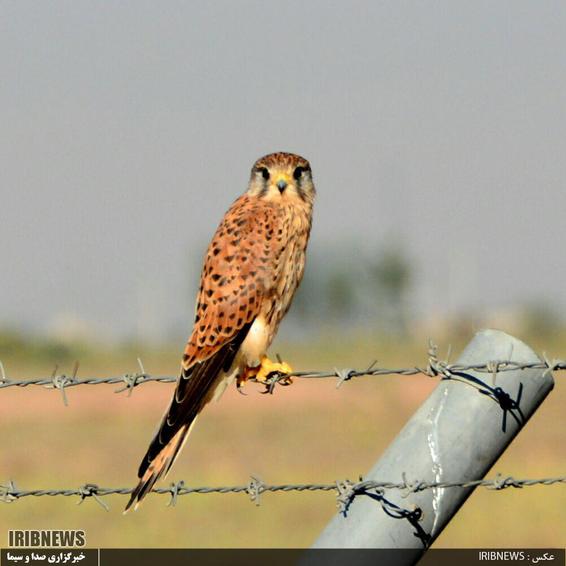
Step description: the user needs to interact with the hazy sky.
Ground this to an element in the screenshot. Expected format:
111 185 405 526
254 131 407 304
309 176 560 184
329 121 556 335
2 1 566 339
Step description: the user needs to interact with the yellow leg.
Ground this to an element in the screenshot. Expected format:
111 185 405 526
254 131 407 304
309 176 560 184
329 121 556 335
255 355 293 385
238 356 293 394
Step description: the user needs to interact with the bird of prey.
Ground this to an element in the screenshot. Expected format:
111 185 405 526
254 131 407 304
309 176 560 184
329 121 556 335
125 152 315 511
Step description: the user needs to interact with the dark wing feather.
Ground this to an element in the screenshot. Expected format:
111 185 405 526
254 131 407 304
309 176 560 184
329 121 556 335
137 322 251 478
127 196 285 511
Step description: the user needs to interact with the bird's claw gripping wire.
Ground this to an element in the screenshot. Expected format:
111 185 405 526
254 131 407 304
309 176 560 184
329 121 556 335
261 371 293 394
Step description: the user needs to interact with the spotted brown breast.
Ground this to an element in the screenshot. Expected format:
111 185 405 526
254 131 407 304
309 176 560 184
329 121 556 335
125 152 314 512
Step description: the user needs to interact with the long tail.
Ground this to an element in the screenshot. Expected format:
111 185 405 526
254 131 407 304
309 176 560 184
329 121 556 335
123 356 215 513
124 323 251 513
124 419 195 513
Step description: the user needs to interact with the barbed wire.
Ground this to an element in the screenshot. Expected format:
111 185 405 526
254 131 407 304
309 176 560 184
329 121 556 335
0 343 564 406
1 474 564 512
1 348 563 517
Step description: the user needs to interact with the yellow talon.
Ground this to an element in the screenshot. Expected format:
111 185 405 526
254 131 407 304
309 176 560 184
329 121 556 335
255 355 293 385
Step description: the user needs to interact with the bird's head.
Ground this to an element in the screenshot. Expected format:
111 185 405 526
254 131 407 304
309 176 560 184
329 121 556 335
247 152 315 204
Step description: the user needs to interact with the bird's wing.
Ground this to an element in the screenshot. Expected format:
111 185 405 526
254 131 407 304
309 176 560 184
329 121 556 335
183 195 282 369
125 196 283 511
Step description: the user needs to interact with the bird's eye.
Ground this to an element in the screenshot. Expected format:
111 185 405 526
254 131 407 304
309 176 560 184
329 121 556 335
257 167 270 180
293 166 305 180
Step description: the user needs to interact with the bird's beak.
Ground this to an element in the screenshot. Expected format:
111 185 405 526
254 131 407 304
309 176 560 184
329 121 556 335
275 174 291 193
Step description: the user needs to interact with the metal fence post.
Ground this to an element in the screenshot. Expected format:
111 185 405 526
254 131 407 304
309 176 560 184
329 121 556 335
312 329 555 553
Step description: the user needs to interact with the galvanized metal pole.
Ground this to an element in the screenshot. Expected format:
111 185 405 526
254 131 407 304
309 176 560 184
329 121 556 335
312 329 554 553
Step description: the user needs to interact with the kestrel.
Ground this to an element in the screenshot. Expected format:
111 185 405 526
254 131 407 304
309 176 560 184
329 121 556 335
125 152 315 511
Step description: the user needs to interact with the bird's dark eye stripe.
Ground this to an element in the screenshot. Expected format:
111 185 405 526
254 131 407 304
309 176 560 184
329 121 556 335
256 167 270 180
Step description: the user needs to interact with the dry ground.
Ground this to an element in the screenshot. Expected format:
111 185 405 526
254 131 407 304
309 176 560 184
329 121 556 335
1 331 564 548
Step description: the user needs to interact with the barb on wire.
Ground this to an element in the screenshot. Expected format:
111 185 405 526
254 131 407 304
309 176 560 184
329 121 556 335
77 483 109 511
0 342 564 402
0 475 563 511
247 476 266 506
0 480 17 503
43 362 79 406
167 480 185 508
0 363 176 391
114 358 148 396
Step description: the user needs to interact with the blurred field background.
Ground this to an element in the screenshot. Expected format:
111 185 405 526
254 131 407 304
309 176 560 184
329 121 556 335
1 276 565 548
3 1 566 551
